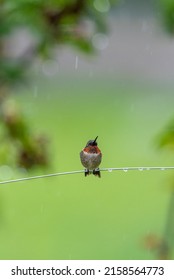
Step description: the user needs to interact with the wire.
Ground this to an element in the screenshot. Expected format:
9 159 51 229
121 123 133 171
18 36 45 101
0 166 174 185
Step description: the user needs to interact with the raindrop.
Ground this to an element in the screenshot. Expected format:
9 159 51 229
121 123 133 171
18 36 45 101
75 56 78 69
92 33 109 50
146 168 150 171
108 168 112 172
161 168 165 171
33 85 38 98
93 0 110 13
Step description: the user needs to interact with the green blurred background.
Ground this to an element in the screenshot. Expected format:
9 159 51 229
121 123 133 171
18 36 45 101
0 0 174 259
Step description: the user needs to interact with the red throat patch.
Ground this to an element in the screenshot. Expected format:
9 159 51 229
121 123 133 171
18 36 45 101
84 146 101 154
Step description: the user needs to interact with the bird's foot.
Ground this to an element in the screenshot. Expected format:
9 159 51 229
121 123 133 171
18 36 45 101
84 169 90 176
93 168 101 178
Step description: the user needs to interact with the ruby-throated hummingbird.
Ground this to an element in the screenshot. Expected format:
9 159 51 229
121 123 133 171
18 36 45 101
80 136 102 177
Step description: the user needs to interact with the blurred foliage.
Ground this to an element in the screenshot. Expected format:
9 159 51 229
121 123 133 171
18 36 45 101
1 99 49 169
159 0 174 34
149 121 174 259
157 119 174 149
155 0 174 251
0 0 116 170
0 0 117 86
143 233 171 260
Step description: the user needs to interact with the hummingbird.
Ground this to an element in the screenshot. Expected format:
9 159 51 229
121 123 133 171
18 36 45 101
80 136 102 177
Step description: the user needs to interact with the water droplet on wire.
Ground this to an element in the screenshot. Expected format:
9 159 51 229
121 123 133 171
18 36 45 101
139 168 143 171
123 168 128 172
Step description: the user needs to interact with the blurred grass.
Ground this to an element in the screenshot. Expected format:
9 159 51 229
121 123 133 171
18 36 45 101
0 75 174 259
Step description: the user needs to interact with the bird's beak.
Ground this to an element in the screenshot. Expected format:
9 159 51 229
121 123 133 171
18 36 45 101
94 136 98 143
